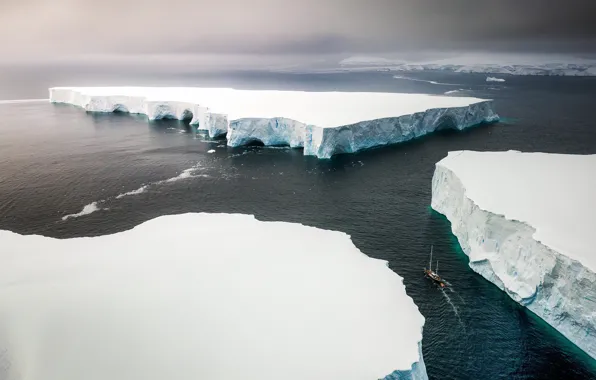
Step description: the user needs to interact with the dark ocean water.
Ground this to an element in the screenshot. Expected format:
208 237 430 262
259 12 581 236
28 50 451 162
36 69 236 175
1 70 596 379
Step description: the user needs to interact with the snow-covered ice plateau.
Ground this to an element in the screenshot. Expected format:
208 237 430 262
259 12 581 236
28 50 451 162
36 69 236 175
50 87 498 159
0 213 427 380
431 151 596 359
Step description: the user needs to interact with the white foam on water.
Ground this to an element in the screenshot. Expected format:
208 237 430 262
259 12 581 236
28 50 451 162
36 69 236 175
447 286 467 305
152 166 212 185
61 164 211 221
229 150 254 158
207 149 216 153
115 185 149 199
441 288 465 330
61 201 102 220
162 168 197 183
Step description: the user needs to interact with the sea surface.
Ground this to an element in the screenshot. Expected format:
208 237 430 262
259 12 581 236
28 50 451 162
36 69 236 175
1 69 596 379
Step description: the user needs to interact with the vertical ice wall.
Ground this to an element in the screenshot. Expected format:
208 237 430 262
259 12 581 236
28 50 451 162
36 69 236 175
304 101 498 159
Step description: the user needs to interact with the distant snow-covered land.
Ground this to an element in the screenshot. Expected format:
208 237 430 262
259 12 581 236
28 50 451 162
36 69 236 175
431 151 596 359
0 213 427 380
50 87 498 159
339 53 596 76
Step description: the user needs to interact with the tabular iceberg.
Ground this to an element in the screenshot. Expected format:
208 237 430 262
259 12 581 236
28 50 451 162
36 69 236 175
431 151 596 359
50 87 498 159
0 213 427 380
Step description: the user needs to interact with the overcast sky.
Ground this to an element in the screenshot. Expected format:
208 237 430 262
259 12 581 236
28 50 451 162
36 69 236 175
1 0 595 65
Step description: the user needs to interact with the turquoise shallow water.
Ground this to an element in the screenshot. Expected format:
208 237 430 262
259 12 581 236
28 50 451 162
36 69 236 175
0 70 595 379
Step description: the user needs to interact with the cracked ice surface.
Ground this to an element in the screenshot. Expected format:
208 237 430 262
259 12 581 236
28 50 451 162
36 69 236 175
50 87 498 158
0 213 427 380
431 150 596 359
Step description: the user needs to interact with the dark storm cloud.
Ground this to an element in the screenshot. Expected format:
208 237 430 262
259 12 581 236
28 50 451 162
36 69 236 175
0 0 594 63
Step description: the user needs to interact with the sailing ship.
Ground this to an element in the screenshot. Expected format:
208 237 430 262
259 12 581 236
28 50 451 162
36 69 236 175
424 245 447 287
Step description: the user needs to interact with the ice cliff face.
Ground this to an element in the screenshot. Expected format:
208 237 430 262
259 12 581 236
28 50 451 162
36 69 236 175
225 100 498 159
431 151 596 359
303 101 498 159
227 118 306 148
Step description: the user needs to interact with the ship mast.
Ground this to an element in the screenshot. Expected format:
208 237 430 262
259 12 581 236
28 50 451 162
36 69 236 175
429 245 433 270
436 260 439 275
